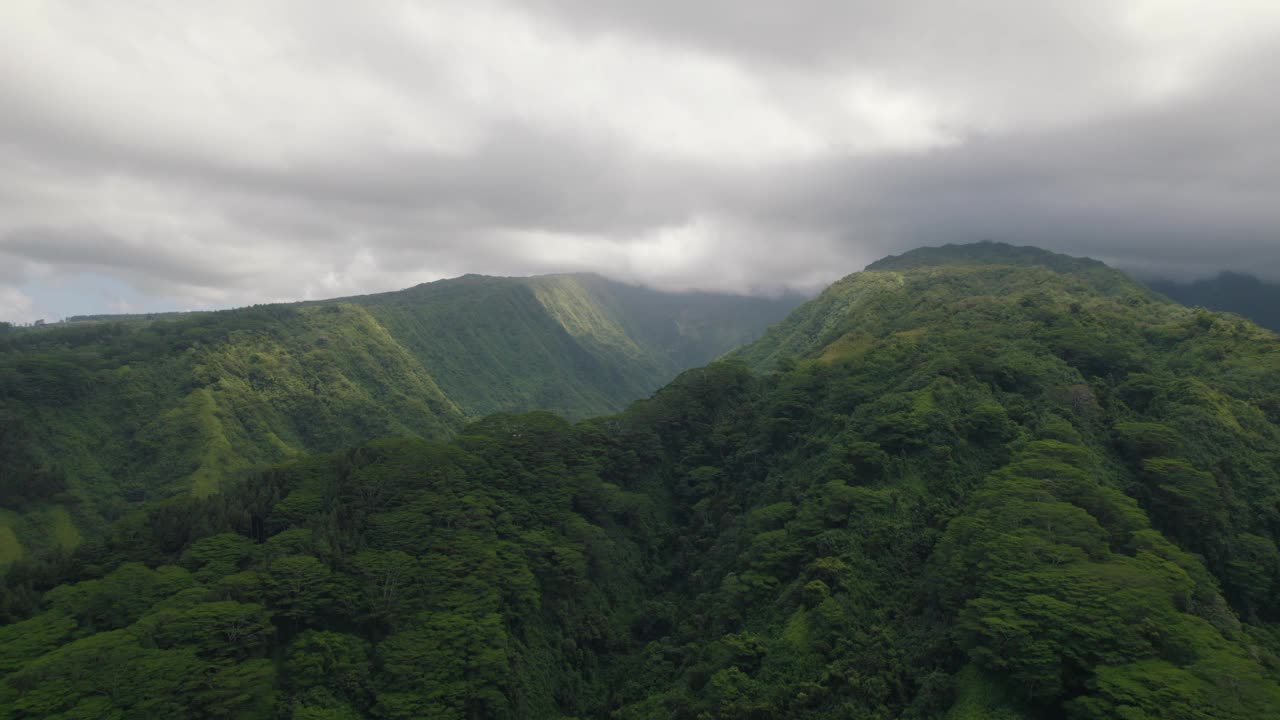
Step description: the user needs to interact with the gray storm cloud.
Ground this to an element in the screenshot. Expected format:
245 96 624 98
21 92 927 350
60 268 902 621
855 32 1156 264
1 0 1278 322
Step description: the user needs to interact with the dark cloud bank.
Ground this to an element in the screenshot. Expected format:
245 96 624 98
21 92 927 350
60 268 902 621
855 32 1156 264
1 1 1278 321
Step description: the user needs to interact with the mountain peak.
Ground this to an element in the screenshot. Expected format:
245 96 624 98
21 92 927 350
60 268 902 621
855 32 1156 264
735 243 1168 370
866 241 1110 274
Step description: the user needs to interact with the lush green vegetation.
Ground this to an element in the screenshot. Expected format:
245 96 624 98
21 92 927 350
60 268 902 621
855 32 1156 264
4 243 1280 718
1150 271 1280 332
0 274 796 562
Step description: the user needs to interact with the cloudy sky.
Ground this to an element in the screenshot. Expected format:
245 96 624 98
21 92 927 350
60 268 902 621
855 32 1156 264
2 1 1279 322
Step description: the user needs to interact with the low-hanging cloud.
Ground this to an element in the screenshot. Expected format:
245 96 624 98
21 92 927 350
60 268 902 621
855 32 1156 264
1 0 1278 322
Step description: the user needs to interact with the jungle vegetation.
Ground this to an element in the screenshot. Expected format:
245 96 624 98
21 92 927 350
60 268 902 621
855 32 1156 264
0 273 797 560
2 243 1280 718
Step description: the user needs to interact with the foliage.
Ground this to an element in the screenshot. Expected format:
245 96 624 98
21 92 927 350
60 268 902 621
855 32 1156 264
4 243 1280 718
0 275 796 559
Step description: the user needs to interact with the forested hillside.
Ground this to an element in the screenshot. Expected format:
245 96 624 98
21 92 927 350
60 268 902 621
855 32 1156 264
4 243 1280 718
0 274 797 562
1149 272 1280 332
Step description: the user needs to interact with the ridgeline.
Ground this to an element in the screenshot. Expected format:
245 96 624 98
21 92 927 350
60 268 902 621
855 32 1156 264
3 243 1280 718
0 274 798 560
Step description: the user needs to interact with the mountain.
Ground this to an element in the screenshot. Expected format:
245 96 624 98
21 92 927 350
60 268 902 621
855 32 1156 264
4 242 1280 718
732 242 1155 370
1148 272 1280 332
0 274 800 561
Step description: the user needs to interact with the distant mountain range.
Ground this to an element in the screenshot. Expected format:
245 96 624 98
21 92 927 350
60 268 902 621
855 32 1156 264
1148 271 1280 332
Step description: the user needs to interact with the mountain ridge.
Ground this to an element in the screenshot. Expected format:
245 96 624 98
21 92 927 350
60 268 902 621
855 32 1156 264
1148 271 1280 332
3 243 1280 718
0 273 800 561
733 241 1166 372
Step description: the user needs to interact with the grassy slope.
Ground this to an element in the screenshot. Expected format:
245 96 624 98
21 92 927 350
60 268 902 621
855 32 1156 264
347 273 799 418
351 275 637 419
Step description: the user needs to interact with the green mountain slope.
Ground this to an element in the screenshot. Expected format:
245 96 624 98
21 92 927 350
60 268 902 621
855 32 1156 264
732 241 1158 370
0 275 798 560
342 273 796 419
4 243 1280 718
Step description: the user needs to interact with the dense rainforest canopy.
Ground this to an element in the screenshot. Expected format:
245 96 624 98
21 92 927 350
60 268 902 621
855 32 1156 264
0 273 797 562
3 243 1280 718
